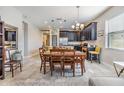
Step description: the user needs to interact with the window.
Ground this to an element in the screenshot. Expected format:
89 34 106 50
105 13 124 50
108 31 124 49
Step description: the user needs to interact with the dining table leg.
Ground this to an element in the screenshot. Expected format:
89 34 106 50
83 60 86 72
44 57 46 74
73 62 75 77
81 62 83 75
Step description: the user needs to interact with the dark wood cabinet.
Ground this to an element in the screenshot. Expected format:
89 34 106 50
80 22 97 41
60 31 80 41
60 22 97 41
60 31 67 37
67 31 78 41
0 21 5 79
67 32 74 41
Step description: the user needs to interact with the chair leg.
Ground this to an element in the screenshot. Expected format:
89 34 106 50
10 64 12 72
44 60 46 74
83 66 86 72
71 64 73 69
83 60 86 72
10 64 14 77
49 62 52 72
40 61 43 73
51 63 53 76
98 54 100 64
53 65 55 70
63 64 65 77
73 63 75 77
80 62 83 75
90 54 93 63
20 63 22 72
61 63 63 76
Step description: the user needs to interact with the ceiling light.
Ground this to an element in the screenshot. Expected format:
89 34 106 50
80 24 84 29
44 21 48 24
59 21 62 24
60 25 63 28
51 20 54 22
64 20 66 22
48 25 51 28
71 6 84 31
76 23 80 27
71 25 75 29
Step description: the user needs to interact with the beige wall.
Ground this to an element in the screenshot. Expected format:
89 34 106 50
0 6 24 54
27 21 42 57
0 6 42 57
86 6 124 65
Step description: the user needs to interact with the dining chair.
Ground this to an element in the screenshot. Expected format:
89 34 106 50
39 48 51 74
63 49 75 77
4 49 22 77
89 46 101 63
75 55 85 76
39 48 45 72
82 47 87 58
50 49 63 76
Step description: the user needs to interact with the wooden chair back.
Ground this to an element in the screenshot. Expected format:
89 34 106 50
63 49 75 56
50 49 63 62
39 48 45 54
4 49 17 63
39 48 45 61
63 49 75 62
4 49 22 77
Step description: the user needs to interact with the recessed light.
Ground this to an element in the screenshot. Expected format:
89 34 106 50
44 21 48 24
60 26 63 28
51 20 54 22
64 20 66 22
59 21 62 24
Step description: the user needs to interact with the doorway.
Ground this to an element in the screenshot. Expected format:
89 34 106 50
4 24 18 49
52 35 57 47
43 33 50 47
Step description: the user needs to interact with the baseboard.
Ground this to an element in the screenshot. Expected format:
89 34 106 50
23 52 39 60
101 61 113 69
30 52 39 57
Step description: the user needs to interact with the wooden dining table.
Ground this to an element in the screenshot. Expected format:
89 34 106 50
42 51 86 74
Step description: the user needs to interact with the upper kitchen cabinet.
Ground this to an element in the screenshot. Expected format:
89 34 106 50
59 31 67 37
67 31 74 41
80 22 97 41
67 31 80 41
60 31 80 41
75 31 80 41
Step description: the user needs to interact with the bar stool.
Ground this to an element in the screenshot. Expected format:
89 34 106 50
89 47 101 63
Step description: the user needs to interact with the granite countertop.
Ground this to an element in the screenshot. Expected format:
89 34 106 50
61 44 80 46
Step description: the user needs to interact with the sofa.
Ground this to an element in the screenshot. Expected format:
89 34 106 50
89 77 124 86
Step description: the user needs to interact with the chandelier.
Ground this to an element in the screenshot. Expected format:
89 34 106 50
71 6 84 31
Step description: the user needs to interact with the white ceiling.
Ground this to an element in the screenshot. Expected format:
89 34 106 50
15 6 110 30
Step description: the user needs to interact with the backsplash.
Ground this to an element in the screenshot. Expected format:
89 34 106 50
68 41 81 45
